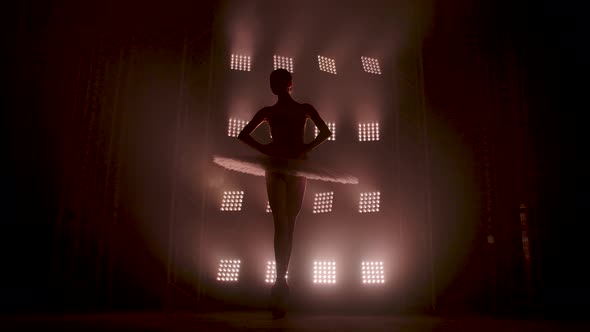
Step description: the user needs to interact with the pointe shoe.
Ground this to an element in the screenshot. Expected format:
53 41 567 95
270 282 289 319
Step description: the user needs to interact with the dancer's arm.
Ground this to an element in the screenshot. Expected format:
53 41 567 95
304 104 332 152
238 108 270 153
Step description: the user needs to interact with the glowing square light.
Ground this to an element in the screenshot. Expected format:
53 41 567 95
314 122 336 141
358 122 380 141
361 261 385 284
359 192 380 213
361 56 382 75
313 260 336 284
230 54 251 71
227 118 248 137
220 191 244 211
312 192 334 214
265 261 289 284
318 55 337 74
273 55 294 73
266 201 272 213
216 259 241 282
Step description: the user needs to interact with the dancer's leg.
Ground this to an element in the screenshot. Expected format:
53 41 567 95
266 172 289 282
266 172 307 284
281 174 307 282
266 172 306 318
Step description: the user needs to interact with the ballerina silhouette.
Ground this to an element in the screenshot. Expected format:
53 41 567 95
239 69 330 318
213 69 357 318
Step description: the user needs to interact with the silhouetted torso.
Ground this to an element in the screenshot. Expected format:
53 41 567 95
265 101 309 158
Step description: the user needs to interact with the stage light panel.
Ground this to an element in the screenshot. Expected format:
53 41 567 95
230 54 251 71
313 261 336 284
314 122 336 141
266 201 272 213
361 261 385 284
217 259 241 282
273 55 294 73
318 55 337 74
220 191 244 211
358 122 380 141
265 261 289 284
227 118 248 137
359 192 380 213
361 57 382 75
312 192 334 214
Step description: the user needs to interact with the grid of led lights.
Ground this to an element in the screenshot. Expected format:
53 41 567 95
266 201 272 213
230 54 251 71
217 259 241 282
314 122 336 141
214 259 388 284
358 122 380 141
361 57 382 75
313 192 335 214
318 55 337 74
228 55 385 76
313 261 336 284
227 118 248 137
265 261 289 284
220 191 244 211
359 192 380 213
361 261 385 284
273 55 294 73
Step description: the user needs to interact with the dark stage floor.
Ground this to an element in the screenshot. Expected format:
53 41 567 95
1 311 588 331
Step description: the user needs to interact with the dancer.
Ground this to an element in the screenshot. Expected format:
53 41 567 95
213 69 357 318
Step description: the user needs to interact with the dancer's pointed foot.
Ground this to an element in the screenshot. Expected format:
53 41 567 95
270 281 289 319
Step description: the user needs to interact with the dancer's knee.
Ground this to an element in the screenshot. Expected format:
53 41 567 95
274 222 289 239
287 215 298 231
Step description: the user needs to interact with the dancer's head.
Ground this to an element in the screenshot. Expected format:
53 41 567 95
270 69 293 96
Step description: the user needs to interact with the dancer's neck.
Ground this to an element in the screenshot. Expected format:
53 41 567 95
276 93 294 103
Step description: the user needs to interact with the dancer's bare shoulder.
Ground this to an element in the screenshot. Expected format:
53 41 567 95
300 103 318 117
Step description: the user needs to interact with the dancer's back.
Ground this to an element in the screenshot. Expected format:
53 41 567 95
265 101 313 156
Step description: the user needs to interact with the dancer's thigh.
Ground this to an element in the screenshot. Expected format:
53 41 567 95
285 175 307 218
266 171 288 217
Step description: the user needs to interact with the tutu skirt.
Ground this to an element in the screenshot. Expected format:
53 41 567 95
212 155 358 184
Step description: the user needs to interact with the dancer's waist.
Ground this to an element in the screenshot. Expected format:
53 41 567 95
266 143 308 160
